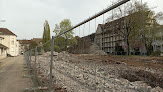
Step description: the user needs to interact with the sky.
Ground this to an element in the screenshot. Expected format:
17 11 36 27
0 0 163 39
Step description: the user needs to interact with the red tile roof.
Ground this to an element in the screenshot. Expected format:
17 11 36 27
0 28 17 36
17 40 31 44
31 38 42 44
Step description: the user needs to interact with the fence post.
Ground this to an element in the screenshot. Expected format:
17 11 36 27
34 47 37 86
29 50 31 73
49 36 54 92
27 51 30 73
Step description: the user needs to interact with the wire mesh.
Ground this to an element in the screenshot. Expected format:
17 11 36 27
23 0 163 91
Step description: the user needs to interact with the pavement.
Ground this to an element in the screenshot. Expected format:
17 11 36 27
0 55 33 92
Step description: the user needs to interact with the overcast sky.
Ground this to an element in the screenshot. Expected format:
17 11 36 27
0 0 163 39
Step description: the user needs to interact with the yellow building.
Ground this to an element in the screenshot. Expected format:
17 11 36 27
0 28 19 57
0 38 8 59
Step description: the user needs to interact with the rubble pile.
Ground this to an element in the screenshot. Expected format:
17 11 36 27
89 43 100 53
93 50 107 55
31 51 163 92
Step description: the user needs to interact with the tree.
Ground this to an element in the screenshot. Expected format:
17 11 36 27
107 1 143 55
29 41 38 49
42 20 51 52
107 0 163 55
115 43 124 55
53 19 77 51
54 45 60 52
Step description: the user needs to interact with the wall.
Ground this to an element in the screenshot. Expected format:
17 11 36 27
95 26 125 54
16 41 19 56
0 48 7 59
0 35 18 56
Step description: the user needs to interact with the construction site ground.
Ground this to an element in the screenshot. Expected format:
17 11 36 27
76 54 163 71
32 52 163 92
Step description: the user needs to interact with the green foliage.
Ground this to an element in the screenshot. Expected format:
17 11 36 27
29 41 41 54
115 43 125 55
128 1 163 55
54 45 60 52
151 51 161 56
29 41 38 49
53 19 77 51
110 0 163 55
115 43 124 52
42 20 51 52
29 41 39 55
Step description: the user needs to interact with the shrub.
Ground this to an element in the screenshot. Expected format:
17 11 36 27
54 45 60 52
151 51 161 56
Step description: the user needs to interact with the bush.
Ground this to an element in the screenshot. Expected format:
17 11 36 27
151 51 161 56
54 45 60 52
115 44 125 55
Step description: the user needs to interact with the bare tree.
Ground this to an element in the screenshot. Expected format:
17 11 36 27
107 0 163 55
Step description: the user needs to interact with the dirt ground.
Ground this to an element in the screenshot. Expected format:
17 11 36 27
76 55 163 71
0 56 33 92
76 54 163 87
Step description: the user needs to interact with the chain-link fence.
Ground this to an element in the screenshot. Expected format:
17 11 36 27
24 0 163 92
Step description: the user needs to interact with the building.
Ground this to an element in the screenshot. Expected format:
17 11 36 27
152 40 163 52
0 37 8 59
31 38 42 45
95 18 126 54
0 28 19 56
151 26 163 53
95 11 157 54
75 33 95 54
18 38 42 54
18 39 31 54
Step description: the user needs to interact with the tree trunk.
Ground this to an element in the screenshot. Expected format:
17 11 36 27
65 38 68 51
127 38 130 55
144 43 151 56
142 36 148 55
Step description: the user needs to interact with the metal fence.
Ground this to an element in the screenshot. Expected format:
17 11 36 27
23 0 163 92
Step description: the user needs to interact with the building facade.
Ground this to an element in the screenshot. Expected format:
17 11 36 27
95 19 126 54
0 28 19 56
18 40 31 54
0 37 8 59
95 11 160 55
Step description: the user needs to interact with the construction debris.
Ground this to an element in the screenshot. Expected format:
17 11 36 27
31 51 163 92
93 50 107 55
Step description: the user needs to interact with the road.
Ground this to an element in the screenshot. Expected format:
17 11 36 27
0 55 33 92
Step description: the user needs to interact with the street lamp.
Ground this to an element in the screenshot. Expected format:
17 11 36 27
0 20 6 22
0 20 6 28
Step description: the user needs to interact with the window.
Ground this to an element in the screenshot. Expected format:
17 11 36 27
11 47 14 52
11 38 14 45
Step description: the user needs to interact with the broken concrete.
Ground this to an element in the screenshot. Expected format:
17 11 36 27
31 51 163 92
